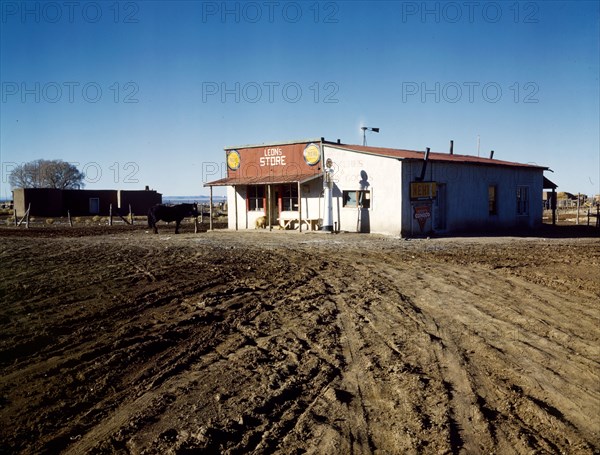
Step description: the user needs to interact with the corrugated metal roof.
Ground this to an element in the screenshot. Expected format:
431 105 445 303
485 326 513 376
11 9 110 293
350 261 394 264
324 142 548 170
205 173 321 187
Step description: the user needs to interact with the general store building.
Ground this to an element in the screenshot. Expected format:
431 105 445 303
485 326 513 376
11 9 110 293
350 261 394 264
206 138 554 236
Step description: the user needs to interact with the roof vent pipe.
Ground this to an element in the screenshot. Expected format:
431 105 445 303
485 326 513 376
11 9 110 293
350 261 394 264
337 139 341 144
450 140 454 155
489 150 494 159
417 147 430 181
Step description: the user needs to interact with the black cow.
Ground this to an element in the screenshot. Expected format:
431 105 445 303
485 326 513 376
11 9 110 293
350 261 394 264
147 203 199 234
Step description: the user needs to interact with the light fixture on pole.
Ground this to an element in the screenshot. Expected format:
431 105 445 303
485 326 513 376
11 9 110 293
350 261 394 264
361 126 380 146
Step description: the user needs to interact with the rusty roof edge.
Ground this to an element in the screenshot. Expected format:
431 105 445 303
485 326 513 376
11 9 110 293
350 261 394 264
204 173 321 187
323 143 548 170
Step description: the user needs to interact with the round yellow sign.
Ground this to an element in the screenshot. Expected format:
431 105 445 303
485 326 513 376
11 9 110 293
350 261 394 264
303 143 321 166
227 150 241 170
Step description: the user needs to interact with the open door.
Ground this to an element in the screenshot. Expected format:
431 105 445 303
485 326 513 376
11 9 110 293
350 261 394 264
270 187 280 227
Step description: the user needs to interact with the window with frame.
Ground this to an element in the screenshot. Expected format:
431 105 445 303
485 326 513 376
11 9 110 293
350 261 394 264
516 186 529 215
343 190 371 208
281 184 298 211
488 185 497 215
247 185 264 211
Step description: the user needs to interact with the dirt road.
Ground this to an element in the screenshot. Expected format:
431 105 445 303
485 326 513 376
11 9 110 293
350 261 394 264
0 227 598 454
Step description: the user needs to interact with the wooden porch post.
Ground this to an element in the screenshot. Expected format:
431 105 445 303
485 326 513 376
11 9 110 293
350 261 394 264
267 184 272 231
209 186 214 231
551 188 557 226
298 181 302 232
234 185 238 230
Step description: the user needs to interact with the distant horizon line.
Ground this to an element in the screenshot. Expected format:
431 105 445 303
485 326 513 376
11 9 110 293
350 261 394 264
0 194 227 202
163 195 226 198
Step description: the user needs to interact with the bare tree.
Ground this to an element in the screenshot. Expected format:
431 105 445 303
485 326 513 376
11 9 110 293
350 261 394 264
9 159 85 189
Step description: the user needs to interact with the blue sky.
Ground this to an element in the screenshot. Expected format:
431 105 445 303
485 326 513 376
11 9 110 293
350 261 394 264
1 0 599 198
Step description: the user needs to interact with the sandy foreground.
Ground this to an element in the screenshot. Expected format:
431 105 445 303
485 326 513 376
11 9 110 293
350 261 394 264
0 225 598 454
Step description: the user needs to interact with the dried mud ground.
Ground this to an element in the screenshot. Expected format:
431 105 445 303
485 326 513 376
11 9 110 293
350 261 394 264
0 225 598 454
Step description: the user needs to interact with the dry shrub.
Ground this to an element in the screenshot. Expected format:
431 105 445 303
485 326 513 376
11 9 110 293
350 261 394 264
92 215 102 223
46 218 54 225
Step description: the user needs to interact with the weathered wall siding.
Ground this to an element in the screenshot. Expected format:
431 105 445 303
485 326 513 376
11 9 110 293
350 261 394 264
401 161 544 235
323 146 403 235
227 186 245 229
296 178 322 221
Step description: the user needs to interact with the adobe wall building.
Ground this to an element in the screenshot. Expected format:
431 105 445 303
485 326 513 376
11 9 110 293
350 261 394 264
12 188 162 217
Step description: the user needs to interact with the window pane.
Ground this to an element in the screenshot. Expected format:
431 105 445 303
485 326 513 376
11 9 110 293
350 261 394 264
248 185 264 211
488 185 497 215
343 191 357 207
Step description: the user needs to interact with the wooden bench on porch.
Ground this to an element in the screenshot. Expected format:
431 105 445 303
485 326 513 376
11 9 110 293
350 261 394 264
279 212 320 231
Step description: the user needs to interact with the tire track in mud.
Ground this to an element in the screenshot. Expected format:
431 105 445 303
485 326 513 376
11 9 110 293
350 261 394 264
1 238 245 453
276 259 456 454
1 233 598 454
357 255 599 454
275 242 597 454
57 250 345 454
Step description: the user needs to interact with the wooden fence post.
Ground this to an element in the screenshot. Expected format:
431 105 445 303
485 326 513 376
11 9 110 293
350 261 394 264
68 210 73 227
109 204 113 226
17 205 30 227
209 186 213 231
208 185 213 231
129 204 134 225
13 208 17 226
25 204 30 228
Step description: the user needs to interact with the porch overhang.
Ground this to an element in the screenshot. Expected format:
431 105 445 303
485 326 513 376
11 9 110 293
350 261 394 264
205 173 322 187
543 176 558 189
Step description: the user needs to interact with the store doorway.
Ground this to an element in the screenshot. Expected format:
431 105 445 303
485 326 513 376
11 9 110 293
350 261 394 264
433 183 446 231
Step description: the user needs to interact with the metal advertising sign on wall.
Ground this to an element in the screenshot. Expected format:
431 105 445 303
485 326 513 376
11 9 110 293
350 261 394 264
410 181 437 200
303 143 321 166
226 142 322 180
227 150 241 170
413 204 432 232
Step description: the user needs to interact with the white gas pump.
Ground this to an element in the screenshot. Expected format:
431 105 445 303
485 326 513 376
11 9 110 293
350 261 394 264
321 158 334 232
